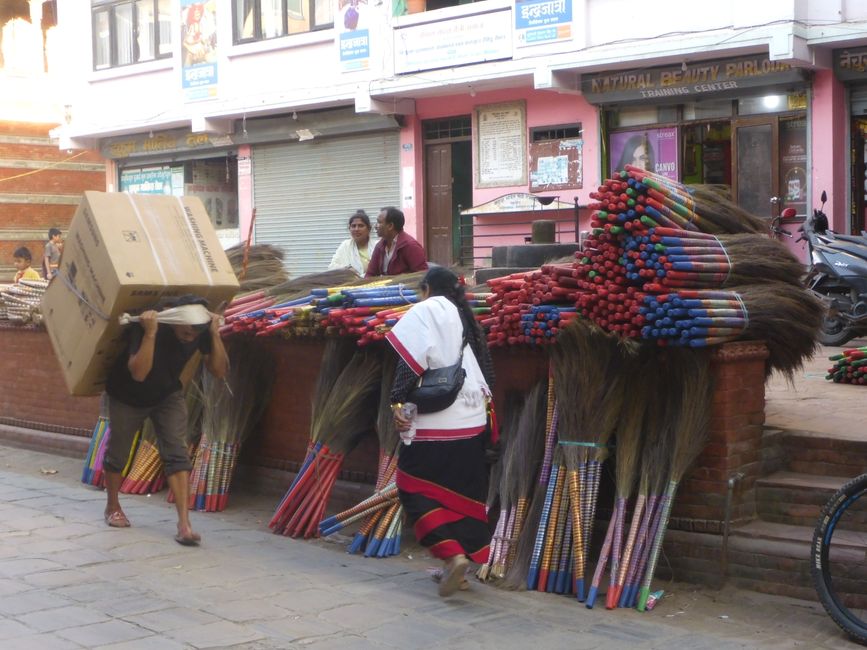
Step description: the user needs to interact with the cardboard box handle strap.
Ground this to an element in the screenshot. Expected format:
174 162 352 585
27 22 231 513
56 270 110 322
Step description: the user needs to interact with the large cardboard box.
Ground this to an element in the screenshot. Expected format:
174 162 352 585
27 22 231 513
42 192 240 396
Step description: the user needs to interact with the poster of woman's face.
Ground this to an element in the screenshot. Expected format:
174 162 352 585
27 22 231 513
610 128 678 180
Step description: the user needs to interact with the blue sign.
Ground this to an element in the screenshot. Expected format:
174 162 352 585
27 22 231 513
514 0 572 47
340 28 370 70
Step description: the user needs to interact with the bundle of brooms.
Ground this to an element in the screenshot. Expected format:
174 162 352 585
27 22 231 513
482 383 548 582
270 339 381 538
552 320 628 601
188 338 275 511
827 346 867 384
320 348 405 557
225 242 289 292
120 420 166 494
81 416 112 488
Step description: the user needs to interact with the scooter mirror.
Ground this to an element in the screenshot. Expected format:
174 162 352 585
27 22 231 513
821 190 827 203
781 207 797 219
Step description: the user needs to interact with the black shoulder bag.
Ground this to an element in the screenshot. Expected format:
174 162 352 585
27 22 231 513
408 330 467 414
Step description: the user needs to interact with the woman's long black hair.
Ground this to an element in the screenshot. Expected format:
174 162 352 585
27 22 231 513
420 266 494 387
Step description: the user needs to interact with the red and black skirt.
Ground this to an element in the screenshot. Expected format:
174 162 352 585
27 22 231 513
396 433 491 563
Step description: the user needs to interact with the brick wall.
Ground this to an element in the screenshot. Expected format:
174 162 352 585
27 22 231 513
0 121 105 281
0 325 100 435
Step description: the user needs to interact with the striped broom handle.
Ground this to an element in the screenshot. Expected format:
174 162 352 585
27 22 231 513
637 482 677 611
629 491 668 607
554 516 573 594
585 502 617 608
506 497 528 569
479 509 507 581
321 496 398 537
621 494 659 607
608 493 645 609
538 467 565 591
546 491 569 592
527 463 559 590
540 406 559 485
608 497 627 596
567 469 586 601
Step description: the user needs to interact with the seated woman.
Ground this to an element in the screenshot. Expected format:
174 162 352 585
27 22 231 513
329 210 373 276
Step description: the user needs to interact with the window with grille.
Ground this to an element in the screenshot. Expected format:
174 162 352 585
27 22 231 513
423 116 472 141
92 0 172 70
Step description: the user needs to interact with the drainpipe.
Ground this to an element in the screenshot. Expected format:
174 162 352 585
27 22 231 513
721 471 745 583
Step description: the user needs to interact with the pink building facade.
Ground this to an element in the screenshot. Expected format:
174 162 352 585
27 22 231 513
52 1 867 273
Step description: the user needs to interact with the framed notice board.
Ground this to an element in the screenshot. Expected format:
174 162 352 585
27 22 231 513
475 101 528 188
529 138 583 192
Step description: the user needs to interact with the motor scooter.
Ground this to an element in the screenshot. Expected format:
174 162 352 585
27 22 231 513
798 191 867 345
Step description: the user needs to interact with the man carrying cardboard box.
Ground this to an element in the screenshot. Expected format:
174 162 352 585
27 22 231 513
103 295 228 546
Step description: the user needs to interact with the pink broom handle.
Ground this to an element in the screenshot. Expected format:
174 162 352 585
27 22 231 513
608 497 627 595
620 494 659 607
585 503 616 608
637 482 677 611
607 493 644 609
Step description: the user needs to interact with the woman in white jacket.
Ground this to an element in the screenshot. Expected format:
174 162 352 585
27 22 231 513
328 210 373 276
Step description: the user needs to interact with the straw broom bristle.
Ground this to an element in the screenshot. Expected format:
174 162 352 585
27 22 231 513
375 347 400 454
734 283 824 378
313 350 382 454
689 185 768 234
722 234 805 286
310 338 359 442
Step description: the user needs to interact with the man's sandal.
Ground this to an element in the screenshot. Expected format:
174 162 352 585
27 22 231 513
104 510 130 528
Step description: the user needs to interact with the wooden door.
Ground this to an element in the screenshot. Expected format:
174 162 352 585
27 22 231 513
731 117 778 218
425 143 453 266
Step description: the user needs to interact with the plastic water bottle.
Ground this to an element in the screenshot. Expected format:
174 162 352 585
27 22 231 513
400 403 418 446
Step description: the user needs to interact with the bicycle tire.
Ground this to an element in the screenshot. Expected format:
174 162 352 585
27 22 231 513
811 474 867 645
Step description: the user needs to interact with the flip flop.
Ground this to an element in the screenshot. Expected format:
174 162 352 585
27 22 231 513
428 567 470 591
174 533 201 547
104 510 130 528
438 555 469 597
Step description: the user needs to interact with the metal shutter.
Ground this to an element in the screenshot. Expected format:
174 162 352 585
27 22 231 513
252 131 400 277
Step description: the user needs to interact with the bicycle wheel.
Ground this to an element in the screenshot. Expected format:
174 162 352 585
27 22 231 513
812 474 867 645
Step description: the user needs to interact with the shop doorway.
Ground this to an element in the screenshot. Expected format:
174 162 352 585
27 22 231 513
732 117 777 219
852 118 867 234
423 117 472 267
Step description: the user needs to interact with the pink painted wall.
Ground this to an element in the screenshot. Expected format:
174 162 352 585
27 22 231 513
811 69 848 233
402 87 600 250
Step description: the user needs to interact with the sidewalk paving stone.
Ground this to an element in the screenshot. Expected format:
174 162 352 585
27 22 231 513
0 442 862 649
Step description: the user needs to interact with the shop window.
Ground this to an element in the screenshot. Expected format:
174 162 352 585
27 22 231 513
395 0 487 16
92 0 172 70
738 92 807 116
532 125 582 142
607 105 677 129
423 116 472 140
233 0 333 43
682 100 733 121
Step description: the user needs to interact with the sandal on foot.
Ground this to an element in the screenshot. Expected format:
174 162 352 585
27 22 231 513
104 510 130 528
429 568 470 591
439 555 469 597
174 532 201 547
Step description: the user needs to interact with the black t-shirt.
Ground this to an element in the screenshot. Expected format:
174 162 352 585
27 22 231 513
106 323 211 407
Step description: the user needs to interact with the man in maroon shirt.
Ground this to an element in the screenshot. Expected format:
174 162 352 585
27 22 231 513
365 206 429 277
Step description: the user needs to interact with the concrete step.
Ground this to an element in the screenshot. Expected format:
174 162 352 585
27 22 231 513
779 430 867 478
755 471 848 527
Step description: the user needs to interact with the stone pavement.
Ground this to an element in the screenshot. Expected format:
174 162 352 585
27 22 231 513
765 337 867 440
0 444 859 650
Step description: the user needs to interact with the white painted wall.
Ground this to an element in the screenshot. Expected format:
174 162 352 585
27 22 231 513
53 0 867 141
